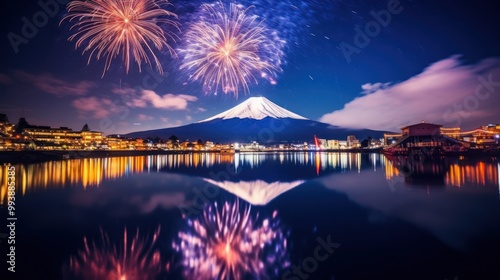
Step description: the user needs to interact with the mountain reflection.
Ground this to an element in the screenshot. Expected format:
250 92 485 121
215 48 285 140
1 153 499 205
203 179 305 205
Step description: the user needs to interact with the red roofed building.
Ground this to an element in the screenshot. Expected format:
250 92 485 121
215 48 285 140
384 121 469 155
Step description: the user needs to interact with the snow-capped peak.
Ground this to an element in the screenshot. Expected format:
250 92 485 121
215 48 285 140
198 97 308 122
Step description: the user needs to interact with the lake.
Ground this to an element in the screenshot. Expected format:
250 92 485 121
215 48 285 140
1 152 500 280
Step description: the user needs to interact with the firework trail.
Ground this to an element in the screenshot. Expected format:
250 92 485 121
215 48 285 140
62 0 179 77
66 227 163 280
173 199 289 279
179 2 285 98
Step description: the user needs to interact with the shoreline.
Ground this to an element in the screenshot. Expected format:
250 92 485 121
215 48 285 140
0 148 498 164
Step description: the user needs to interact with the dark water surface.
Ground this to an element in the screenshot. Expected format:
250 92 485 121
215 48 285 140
1 152 500 280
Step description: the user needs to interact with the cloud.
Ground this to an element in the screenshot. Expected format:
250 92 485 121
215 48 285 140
15 71 95 96
137 114 154 121
197 107 207 112
112 87 136 95
114 87 198 110
319 56 500 131
360 82 391 94
72 97 122 119
138 90 198 110
160 117 183 128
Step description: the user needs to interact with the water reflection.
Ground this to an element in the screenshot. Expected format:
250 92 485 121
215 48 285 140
384 156 499 188
64 227 163 280
173 200 289 280
320 156 500 250
1 153 499 205
447 162 499 187
5 152 500 279
1 152 360 205
384 156 450 186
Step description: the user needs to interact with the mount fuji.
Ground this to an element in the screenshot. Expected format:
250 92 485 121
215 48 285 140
125 97 384 143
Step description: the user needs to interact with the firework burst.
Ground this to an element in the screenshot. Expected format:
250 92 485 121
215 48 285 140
173 200 289 279
179 2 285 98
66 227 163 280
62 0 179 77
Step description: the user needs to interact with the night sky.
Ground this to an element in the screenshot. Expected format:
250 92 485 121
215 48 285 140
1 0 500 134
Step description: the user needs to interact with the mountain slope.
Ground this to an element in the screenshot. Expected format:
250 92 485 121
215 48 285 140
126 117 384 143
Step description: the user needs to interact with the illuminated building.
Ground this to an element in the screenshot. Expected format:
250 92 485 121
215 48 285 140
133 138 146 150
205 141 215 149
327 140 339 149
386 123 500 148
383 122 469 154
347 135 360 148
105 136 131 150
338 140 348 149
0 115 17 150
369 138 383 148
24 126 83 149
6 119 105 150
441 124 500 146
318 138 328 149
0 122 14 137
81 131 104 148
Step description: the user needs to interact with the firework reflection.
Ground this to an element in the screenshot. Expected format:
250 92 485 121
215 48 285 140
67 227 162 280
173 200 289 279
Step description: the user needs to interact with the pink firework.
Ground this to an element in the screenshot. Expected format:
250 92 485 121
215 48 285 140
173 200 289 279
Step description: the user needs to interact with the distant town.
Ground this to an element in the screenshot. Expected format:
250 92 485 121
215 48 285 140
0 113 499 154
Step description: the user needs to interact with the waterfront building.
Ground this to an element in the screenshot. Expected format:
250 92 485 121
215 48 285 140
81 130 104 148
383 122 469 155
0 137 13 150
133 138 147 150
106 136 131 150
24 126 83 149
347 135 361 148
441 124 500 146
318 138 328 149
370 138 383 148
205 141 215 150
0 116 15 150
239 142 261 151
338 140 348 149
327 140 339 149
386 123 500 148
0 122 14 137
